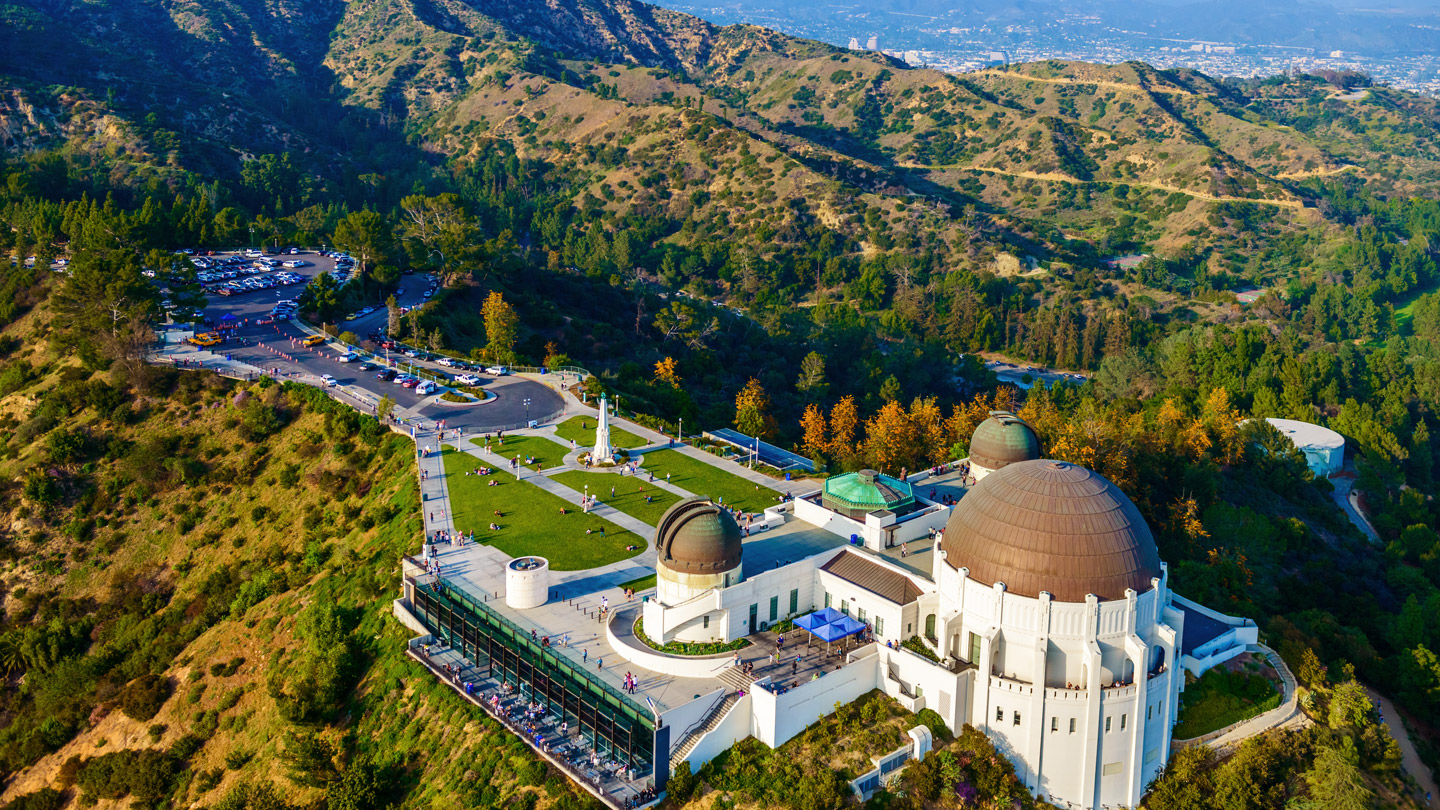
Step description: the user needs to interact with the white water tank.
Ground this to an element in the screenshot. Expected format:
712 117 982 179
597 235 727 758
506 557 550 609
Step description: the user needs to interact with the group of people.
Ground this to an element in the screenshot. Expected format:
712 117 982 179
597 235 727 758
465 466 496 476
622 671 639 694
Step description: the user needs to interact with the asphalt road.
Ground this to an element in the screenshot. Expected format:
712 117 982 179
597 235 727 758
189 251 566 432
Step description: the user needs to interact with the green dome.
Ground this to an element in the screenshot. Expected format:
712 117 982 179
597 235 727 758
822 469 916 519
969 411 1041 472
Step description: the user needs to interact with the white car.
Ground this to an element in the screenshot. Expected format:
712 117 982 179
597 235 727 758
484 366 509 376
321 374 337 387
455 374 481 386
416 381 437 396
436 358 456 367
338 353 359 363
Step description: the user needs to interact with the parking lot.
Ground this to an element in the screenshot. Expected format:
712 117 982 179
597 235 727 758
181 250 566 431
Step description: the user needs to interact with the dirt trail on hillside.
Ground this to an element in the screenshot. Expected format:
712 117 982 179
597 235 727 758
900 162 1307 209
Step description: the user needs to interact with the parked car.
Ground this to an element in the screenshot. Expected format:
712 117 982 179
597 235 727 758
484 366 510 376
337 353 359 363
320 374 337 387
302 335 326 347
455 374 482 386
416 381 437 396
358 362 377 372
375 369 398 381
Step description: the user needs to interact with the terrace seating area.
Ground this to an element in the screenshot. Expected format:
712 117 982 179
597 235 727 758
409 638 660 809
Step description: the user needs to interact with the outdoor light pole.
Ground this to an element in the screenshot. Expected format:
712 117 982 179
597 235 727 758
678 417 683 444
524 398 531 423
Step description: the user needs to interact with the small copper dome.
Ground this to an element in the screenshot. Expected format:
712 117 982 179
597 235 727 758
656 497 743 575
940 459 1162 602
969 411 1041 471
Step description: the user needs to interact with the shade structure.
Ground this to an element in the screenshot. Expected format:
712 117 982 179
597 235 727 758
221 313 237 321
814 615 866 642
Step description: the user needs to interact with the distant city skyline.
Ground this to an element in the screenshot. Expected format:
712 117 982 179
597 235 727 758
656 0 1440 94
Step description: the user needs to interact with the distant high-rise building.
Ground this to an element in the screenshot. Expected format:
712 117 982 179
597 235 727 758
904 50 922 65
866 34 879 50
848 36 861 50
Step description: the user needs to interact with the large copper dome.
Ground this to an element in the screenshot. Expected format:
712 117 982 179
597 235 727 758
969 411 1041 471
939 459 1162 602
656 497 743 575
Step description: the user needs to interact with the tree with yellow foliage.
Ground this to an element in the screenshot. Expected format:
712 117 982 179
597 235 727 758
800 404 828 463
734 378 775 439
829 396 859 469
654 356 681 388
864 400 919 473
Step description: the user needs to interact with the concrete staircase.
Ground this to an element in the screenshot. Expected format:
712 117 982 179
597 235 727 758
717 666 752 692
670 690 740 770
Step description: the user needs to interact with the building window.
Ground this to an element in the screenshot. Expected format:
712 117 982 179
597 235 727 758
1013 711 1021 726
1121 713 1127 731
789 589 799 614
1147 705 1152 721
1069 718 1076 734
875 617 884 636
703 616 709 629
857 607 867 623
840 600 849 616
1051 717 1058 732
968 632 981 663
824 592 831 608
1105 716 1112 733
1102 762 1123 776
996 706 1004 723
925 614 936 641
769 596 778 622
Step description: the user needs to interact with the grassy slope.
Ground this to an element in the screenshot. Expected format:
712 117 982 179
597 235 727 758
0 302 605 809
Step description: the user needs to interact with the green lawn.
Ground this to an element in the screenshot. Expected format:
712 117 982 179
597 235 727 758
475 435 568 471
634 449 779 513
440 447 644 571
618 573 657 592
552 415 649 450
1173 665 1281 739
550 469 681 526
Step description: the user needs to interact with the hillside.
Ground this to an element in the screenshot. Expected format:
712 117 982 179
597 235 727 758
0 293 601 810
7 0 1440 269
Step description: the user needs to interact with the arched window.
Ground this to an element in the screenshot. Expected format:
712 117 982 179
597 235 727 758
924 614 936 641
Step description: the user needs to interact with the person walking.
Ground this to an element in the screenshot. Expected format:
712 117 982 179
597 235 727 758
582 648 588 663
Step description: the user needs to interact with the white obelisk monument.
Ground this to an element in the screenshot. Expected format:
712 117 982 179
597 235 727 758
591 395 615 466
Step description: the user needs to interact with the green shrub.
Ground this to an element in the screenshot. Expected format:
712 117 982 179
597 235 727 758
118 674 172 721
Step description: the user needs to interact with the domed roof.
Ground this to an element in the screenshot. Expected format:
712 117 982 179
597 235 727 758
969 411 1041 471
656 497 743 575
939 459 1162 602
823 469 916 517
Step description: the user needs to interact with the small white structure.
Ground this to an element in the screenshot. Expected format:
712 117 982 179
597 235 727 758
505 556 550 609
1265 418 1345 478
590 395 616 466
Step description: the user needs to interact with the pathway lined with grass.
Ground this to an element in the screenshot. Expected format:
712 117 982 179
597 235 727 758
635 449 781 513
473 435 568 472
550 470 683 526
440 447 643 570
552 415 648 449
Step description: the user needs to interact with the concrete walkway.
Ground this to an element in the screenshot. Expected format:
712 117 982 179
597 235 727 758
1330 469 1380 545
1368 687 1439 809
